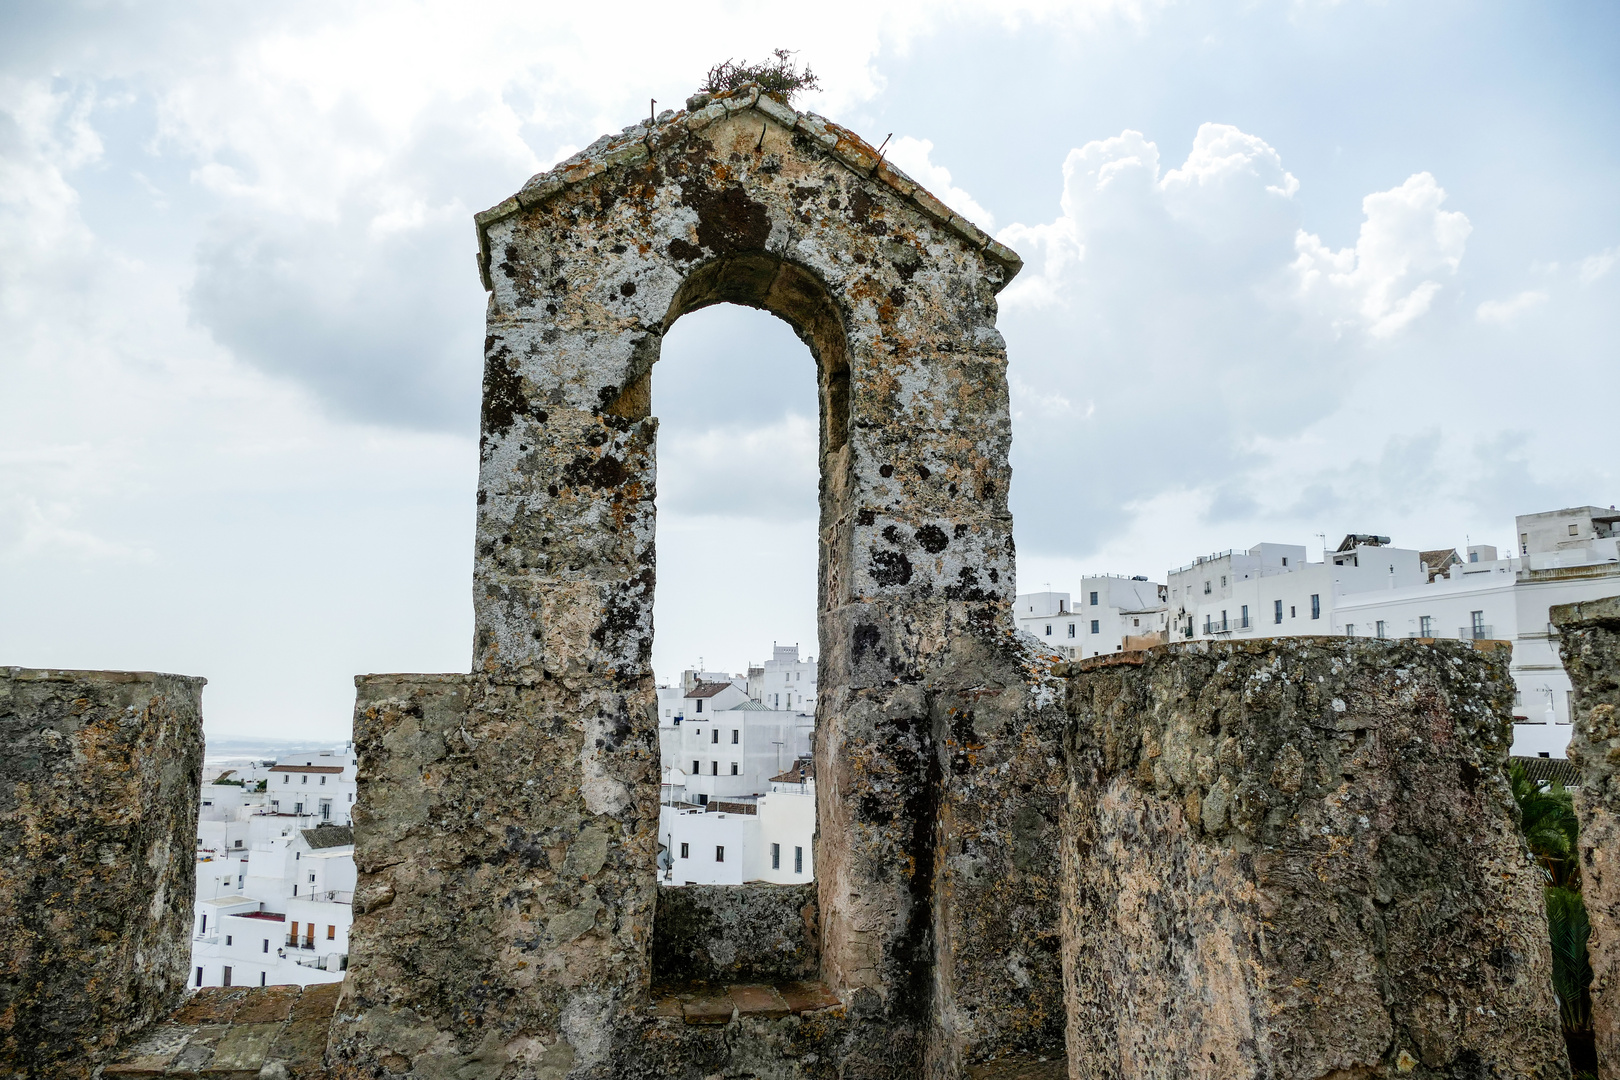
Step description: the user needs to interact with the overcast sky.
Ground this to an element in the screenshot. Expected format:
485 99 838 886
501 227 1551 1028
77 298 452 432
2 1 1616 740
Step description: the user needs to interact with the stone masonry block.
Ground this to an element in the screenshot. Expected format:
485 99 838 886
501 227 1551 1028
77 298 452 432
650 883 818 984
1060 639 1566 1079
0 668 204 1078
1554 594 1620 1079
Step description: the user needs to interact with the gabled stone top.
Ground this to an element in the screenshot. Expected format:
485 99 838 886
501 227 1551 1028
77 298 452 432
473 82 1021 291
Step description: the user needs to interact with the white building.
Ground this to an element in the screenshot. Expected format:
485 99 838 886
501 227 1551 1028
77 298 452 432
747 644 817 713
1336 506 1620 758
654 641 820 887
1158 507 1620 759
1016 579 1168 660
264 748 357 825
659 759 816 887
1165 537 1430 644
189 745 358 988
677 699 814 802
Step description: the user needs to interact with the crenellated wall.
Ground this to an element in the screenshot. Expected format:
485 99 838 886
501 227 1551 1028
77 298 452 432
0 667 204 1078
1059 638 1567 1079
1554 594 1620 1080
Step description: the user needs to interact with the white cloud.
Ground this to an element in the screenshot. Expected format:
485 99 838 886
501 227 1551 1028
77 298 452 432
1579 246 1617 284
657 415 819 521
1291 172 1471 338
999 123 1301 307
1475 289 1548 324
884 135 996 232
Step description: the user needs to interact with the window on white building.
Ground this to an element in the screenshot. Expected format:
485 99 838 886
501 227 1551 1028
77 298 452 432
711 729 719 744
1204 581 1211 594
715 846 725 863
1240 604 1249 628
1090 620 1099 634
1220 575 1227 588
1570 523 1580 536
1068 624 1076 638
283 775 290 785
1089 591 1099 605
1274 600 1282 624
1376 621 1386 639
730 763 739 775
712 762 719 775
1420 615 1432 637
1310 594 1321 620
263 939 269 953
1346 624 1355 637
695 699 703 713
680 843 689 859
772 843 781 870
731 730 739 744
225 934 232 946
795 846 804 874
1045 624 1052 636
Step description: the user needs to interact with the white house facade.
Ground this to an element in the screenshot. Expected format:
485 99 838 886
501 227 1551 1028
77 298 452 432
189 746 357 988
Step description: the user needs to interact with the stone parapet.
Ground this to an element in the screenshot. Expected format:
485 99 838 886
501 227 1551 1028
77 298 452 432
1059 639 1566 1079
650 883 818 985
102 983 340 1078
327 672 658 1079
0 667 204 1077
1553 594 1620 1079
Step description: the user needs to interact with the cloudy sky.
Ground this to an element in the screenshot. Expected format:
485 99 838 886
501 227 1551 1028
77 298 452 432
3 1 1615 739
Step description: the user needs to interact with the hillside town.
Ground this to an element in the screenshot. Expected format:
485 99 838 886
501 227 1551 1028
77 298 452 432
182 503 1613 996
189 748 357 988
1018 504 1620 759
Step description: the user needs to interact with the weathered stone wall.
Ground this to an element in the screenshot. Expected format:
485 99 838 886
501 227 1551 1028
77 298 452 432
1060 639 1566 1079
0 668 204 1078
651 883 818 984
1554 594 1620 1079
333 82 1064 1079
329 672 632 1079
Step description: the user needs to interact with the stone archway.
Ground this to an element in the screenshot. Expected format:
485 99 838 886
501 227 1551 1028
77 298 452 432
330 85 1067 1079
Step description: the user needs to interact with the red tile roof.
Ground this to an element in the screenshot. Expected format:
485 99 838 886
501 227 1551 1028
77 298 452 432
687 682 735 699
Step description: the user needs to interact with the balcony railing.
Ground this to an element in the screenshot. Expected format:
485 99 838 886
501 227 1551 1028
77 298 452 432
1461 625 1494 640
1202 616 1251 635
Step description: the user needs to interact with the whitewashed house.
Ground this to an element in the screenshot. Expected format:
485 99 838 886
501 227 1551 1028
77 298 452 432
658 759 815 887
264 748 357 826
189 745 357 988
746 644 817 713
1017 579 1168 659
1336 506 1620 758
1156 507 1619 758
